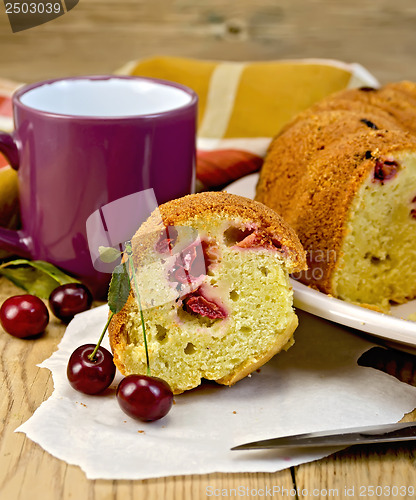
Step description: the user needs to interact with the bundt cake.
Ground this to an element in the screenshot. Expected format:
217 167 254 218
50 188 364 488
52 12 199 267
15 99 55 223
109 192 306 394
256 81 416 309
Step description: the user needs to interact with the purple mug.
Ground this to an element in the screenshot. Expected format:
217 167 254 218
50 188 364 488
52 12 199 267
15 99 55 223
0 76 197 298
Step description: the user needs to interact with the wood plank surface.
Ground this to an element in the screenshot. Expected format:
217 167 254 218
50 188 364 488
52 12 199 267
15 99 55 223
1 1 416 498
295 442 416 500
0 0 416 84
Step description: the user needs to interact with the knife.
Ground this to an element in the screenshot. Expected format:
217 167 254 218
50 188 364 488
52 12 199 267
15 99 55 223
231 422 416 450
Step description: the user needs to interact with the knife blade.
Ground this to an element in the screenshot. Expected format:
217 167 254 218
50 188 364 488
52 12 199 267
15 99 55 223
231 422 416 450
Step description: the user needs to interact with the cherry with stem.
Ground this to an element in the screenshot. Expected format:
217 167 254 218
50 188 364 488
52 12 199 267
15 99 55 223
88 311 115 361
67 238 174 421
116 240 174 422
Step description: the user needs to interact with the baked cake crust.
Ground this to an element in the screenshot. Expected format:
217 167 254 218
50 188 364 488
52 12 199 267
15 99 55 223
134 191 307 272
256 81 416 299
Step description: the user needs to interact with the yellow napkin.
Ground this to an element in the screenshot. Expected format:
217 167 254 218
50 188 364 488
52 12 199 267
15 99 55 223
117 56 378 187
117 56 378 138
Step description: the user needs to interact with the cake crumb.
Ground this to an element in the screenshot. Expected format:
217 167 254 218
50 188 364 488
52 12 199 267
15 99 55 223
233 411 237 414
138 430 145 434
408 313 416 322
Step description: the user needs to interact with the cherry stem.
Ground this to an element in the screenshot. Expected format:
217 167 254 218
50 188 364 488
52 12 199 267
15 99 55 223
125 241 151 377
88 311 115 361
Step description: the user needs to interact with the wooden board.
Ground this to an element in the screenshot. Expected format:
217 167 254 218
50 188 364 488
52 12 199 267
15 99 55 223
0 275 415 499
1 0 416 84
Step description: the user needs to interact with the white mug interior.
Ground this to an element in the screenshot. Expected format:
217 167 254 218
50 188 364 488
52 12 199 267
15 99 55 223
19 77 193 117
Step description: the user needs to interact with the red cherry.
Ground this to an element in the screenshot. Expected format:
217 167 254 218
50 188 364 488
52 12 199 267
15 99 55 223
116 375 174 422
49 283 93 323
67 344 116 395
0 294 49 338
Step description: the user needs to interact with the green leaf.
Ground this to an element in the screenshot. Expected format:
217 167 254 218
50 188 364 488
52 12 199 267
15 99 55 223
28 260 80 285
0 259 80 299
98 246 122 263
0 266 61 299
108 262 131 314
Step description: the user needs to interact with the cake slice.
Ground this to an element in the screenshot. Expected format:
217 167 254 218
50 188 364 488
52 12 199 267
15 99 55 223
109 192 306 394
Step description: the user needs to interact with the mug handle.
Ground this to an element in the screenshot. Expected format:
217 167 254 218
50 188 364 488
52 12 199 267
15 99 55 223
0 131 31 257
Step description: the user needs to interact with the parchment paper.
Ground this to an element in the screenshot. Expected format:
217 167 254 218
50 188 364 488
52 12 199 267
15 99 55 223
16 306 416 480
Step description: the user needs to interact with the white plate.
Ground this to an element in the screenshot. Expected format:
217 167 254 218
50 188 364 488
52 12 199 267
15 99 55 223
226 173 416 349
